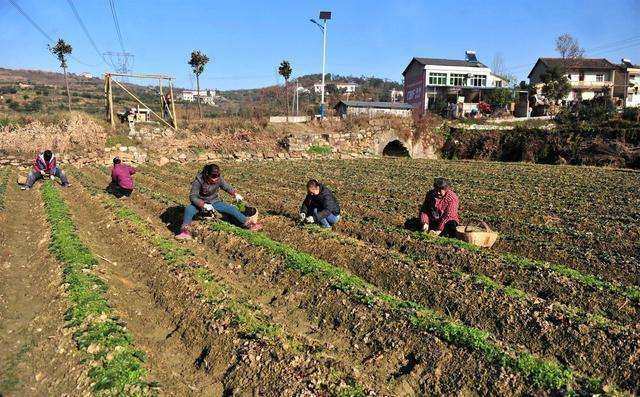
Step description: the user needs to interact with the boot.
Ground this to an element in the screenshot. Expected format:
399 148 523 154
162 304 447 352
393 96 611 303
175 228 192 240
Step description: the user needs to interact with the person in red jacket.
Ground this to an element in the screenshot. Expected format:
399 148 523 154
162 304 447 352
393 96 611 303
21 150 69 190
108 157 136 198
419 177 460 238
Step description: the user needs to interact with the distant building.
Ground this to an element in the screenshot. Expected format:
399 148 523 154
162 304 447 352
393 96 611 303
528 58 620 103
17 81 34 89
390 88 404 102
314 81 358 94
179 89 217 105
334 100 413 118
403 51 509 116
620 59 640 108
81 72 93 79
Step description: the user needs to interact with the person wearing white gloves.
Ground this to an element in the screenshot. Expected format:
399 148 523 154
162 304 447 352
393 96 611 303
299 179 341 229
176 164 261 239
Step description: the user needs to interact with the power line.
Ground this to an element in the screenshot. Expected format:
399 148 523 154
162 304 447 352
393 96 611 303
8 0 97 67
66 0 110 67
106 0 126 53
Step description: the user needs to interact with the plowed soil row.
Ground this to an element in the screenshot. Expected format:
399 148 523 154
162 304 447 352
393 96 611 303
118 166 640 391
71 165 584 390
67 167 380 395
0 176 89 395
158 159 639 286
145 162 639 321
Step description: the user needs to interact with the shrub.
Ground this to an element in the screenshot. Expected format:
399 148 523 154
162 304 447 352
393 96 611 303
622 107 639 122
307 145 332 155
577 96 615 123
486 88 512 109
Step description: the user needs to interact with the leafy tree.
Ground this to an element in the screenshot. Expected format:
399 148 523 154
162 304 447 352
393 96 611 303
278 60 292 115
49 39 73 111
555 34 584 59
188 50 210 119
486 88 513 110
540 65 571 109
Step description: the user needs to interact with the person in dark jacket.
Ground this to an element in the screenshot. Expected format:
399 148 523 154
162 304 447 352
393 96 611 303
176 164 261 239
22 150 69 190
299 179 341 228
108 157 136 198
419 177 460 238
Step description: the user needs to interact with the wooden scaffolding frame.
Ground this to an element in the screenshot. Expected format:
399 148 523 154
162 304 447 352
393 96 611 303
104 72 178 130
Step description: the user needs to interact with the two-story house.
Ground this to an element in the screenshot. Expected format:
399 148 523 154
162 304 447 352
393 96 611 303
620 59 640 108
402 51 508 116
313 81 358 94
528 58 619 103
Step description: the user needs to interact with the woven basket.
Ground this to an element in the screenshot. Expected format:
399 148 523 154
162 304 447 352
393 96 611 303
243 206 259 223
17 175 27 185
456 221 499 248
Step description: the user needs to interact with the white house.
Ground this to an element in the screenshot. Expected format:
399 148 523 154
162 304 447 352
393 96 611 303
402 51 509 116
528 58 619 103
621 59 640 107
179 89 217 105
313 81 358 94
390 89 404 102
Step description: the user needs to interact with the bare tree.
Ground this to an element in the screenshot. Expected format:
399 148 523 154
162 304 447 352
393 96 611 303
491 53 517 86
188 50 210 119
49 39 73 111
278 60 292 116
555 34 584 59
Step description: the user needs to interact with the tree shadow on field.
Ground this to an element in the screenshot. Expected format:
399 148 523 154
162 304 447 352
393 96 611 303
160 206 185 234
403 216 423 232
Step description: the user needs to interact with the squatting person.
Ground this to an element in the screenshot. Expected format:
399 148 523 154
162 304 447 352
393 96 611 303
419 177 460 238
108 157 136 198
299 179 341 228
176 163 262 239
21 149 69 190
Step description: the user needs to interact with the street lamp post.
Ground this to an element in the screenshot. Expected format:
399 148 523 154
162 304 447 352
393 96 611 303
310 11 331 119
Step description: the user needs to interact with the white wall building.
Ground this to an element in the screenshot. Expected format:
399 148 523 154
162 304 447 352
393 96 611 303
403 51 509 116
528 58 617 102
313 81 358 94
179 89 217 105
622 59 640 107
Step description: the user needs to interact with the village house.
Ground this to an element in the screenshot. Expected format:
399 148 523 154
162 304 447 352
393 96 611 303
179 89 217 105
402 51 509 116
620 59 640 107
390 88 404 102
528 58 623 104
313 81 358 94
334 100 413 118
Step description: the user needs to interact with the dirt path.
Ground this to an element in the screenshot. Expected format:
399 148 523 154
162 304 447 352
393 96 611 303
59 183 218 395
0 178 88 396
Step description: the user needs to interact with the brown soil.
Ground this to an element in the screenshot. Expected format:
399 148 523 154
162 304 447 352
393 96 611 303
0 176 89 395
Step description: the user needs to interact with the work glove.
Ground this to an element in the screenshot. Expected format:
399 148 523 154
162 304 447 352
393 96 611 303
234 193 244 202
305 216 315 224
203 203 214 212
299 213 306 222
49 174 55 180
40 170 46 176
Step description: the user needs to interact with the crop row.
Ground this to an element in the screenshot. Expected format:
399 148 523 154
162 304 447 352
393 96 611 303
77 166 625 394
140 163 639 321
205 159 640 286
118 167 640 391
40 181 153 395
67 167 376 395
0 167 11 211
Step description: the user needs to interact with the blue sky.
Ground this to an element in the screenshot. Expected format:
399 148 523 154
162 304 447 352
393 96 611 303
1 0 639 90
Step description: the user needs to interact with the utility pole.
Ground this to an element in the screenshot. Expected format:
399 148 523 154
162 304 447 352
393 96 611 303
311 11 331 119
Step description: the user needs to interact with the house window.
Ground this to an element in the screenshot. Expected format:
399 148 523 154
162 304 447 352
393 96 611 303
470 75 487 87
579 72 585 81
450 73 466 86
428 72 447 85
495 80 503 87
596 74 604 82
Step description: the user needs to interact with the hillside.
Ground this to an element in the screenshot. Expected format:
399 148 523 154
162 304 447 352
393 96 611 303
0 68 403 120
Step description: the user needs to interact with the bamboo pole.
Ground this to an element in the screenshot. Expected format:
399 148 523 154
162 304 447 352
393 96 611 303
169 80 178 129
111 78 175 130
159 79 164 120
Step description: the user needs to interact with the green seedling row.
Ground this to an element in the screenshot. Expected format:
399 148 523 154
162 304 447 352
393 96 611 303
41 182 152 396
209 221 596 392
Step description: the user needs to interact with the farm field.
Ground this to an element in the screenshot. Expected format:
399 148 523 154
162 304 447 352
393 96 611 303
1 158 639 396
